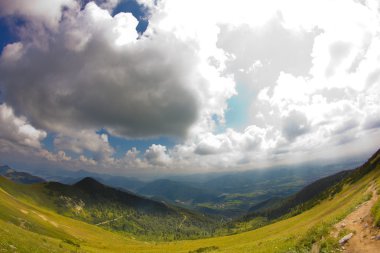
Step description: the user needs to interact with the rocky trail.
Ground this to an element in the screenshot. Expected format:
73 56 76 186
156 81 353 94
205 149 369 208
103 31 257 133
333 184 380 252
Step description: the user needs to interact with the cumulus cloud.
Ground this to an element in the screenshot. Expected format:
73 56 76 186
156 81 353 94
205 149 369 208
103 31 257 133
38 150 71 162
0 2 204 138
144 144 171 166
0 0 77 29
53 130 114 162
0 104 46 148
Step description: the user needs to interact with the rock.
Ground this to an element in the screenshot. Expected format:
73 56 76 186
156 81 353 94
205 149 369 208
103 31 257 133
339 233 354 245
364 223 369 228
340 223 346 228
375 235 380 240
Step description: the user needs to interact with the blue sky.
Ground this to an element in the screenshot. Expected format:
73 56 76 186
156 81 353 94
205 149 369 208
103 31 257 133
0 18 15 49
224 84 251 131
113 0 149 34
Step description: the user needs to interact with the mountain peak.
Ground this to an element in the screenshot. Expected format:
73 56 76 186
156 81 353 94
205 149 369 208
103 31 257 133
73 177 105 191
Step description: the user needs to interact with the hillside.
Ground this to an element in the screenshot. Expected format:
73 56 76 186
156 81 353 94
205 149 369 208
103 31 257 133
0 174 219 241
44 177 220 240
244 149 380 223
245 170 353 220
0 149 379 252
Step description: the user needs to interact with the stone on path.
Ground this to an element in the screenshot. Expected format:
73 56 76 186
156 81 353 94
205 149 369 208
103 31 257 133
339 233 354 245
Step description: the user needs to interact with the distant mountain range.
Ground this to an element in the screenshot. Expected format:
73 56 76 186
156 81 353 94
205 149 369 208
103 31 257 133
0 165 45 184
0 159 362 218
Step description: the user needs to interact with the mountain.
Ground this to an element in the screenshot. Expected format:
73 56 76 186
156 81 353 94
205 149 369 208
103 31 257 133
0 165 45 184
66 177 172 213
0 149 379 252
31 177 219 240
37 169 146 192
95 175 145 192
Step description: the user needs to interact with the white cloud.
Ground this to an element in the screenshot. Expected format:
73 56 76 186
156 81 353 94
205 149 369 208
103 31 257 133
0 104 46 149
144 144 171 166
0 2 211 138
38 150 72 162
53 130 114 162
0 0 78 29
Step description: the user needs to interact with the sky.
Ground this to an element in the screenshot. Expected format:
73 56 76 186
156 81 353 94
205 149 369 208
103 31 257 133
0 0 380 177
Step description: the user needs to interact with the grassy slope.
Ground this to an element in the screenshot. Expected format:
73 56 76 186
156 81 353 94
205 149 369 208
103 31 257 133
0 159 379 253
371 152 380 226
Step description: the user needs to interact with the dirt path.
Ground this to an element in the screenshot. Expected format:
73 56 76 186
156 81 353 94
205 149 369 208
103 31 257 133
95 216 123 226
178 214 187 229
334 184 380 252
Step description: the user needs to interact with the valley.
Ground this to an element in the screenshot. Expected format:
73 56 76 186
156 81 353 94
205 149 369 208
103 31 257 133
30 160 359 219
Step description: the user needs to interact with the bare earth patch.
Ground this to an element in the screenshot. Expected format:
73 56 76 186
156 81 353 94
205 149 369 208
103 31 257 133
31 211 59 227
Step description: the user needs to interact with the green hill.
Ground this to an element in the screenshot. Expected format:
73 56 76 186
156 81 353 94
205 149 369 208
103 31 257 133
0 149 379 252
6 176 220 241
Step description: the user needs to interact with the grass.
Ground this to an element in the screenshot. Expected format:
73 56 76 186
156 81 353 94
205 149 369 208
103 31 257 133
0 161 379 252
371 171 380 227
372 198 380 227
